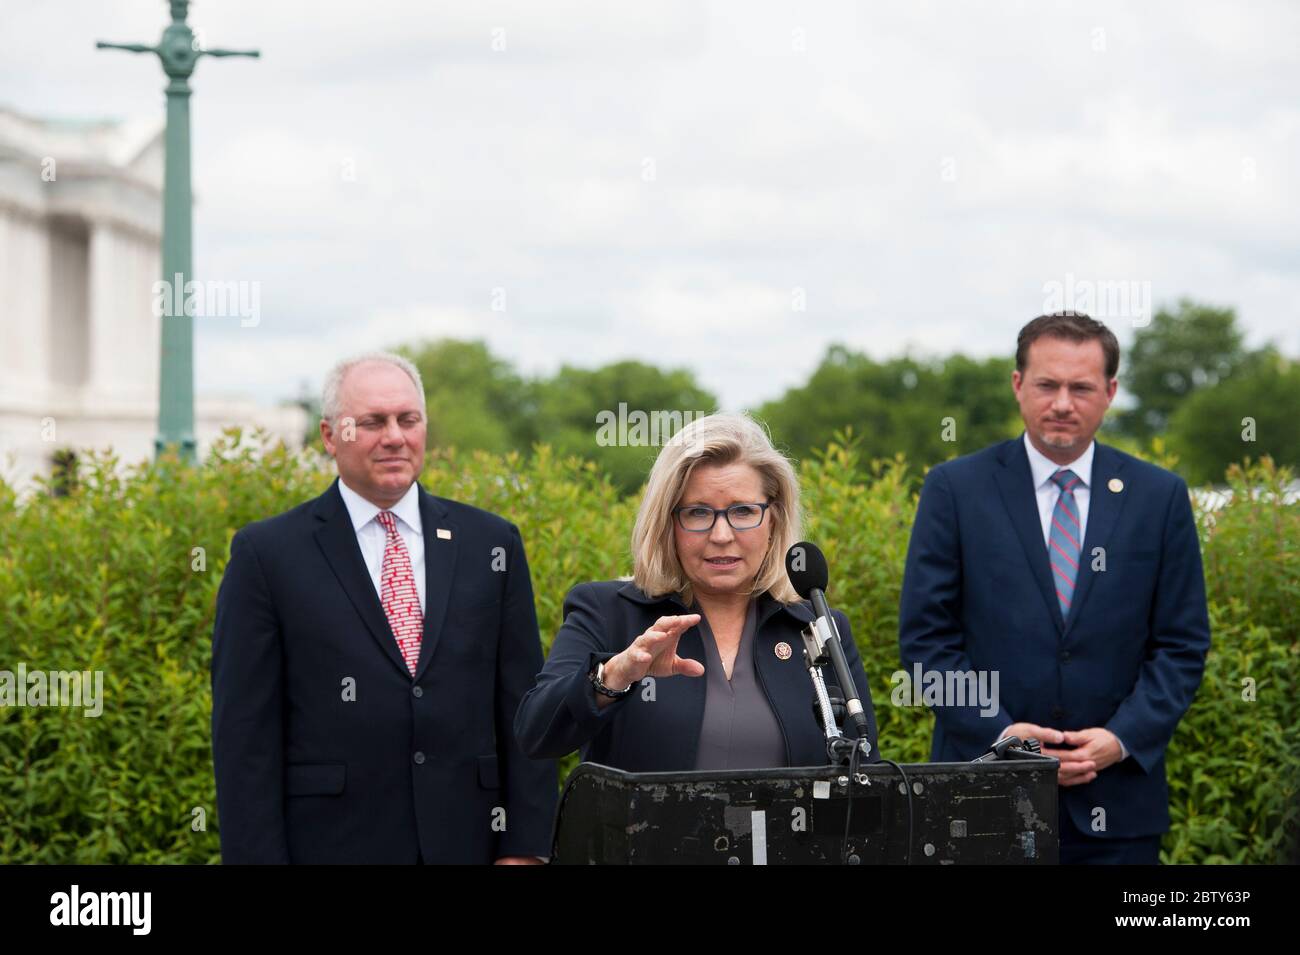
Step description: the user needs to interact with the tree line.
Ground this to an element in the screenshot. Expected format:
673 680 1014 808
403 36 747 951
289 300 1297 491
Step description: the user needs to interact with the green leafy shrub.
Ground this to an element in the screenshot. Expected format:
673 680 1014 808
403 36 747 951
0 432 1294 862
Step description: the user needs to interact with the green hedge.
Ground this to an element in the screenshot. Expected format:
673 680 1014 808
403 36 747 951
0 433 1295 863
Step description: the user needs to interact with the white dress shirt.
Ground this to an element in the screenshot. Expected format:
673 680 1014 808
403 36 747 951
1000 434 1127 761
337 478 426 615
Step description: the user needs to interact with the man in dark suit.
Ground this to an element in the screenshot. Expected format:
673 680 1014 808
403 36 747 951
899 313 1210 864
211 352 555 863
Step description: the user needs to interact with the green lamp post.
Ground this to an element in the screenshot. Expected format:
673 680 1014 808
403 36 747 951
98 0 258 463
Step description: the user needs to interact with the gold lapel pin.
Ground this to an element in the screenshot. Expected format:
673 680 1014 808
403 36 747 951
774 642 793 661
436 528 452 540
1108 478 1124 493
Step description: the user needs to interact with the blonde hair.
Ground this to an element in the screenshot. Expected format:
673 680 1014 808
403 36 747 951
631 412 802 605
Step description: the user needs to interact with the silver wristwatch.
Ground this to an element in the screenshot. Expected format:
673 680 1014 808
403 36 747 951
590 661 634 698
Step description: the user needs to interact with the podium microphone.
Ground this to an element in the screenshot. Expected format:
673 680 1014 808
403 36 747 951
784 541 870 743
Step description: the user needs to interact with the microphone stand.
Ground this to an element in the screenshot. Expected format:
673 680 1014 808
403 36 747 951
795 579 874 865
800 616 871 768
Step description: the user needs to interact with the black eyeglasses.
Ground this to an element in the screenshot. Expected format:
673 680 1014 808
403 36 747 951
673 502 771 533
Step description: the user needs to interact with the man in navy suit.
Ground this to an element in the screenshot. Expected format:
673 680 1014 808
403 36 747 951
211 352 555 863
899 313 1210 864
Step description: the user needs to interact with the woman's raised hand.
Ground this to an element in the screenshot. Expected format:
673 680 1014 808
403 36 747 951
600 614 705 690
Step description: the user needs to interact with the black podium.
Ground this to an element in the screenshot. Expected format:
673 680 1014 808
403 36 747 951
552 758 1058 864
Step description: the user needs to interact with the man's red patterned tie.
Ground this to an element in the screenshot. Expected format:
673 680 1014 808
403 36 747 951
375 510 423 675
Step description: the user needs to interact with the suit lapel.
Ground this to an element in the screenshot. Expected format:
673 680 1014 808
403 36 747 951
312 480 411 678
755 595 813 764
674 615 707 767
993 439 1066 634
413 486 456 683
664 595 706 769
1065 442 1129 636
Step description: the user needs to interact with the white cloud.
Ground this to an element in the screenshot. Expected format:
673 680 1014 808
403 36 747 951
4 0 1295 414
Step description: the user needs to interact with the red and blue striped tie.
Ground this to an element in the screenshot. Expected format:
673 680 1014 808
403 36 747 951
1048 469 1082 619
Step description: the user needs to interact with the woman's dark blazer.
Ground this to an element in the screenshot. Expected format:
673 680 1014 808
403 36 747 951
514 579 880 771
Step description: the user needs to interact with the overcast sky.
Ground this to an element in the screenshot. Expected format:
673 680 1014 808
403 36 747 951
4 0 1297 411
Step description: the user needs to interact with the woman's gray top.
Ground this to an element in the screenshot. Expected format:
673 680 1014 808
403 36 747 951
693 599 787 770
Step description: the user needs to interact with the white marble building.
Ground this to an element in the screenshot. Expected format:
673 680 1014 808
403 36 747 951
0 106 305 492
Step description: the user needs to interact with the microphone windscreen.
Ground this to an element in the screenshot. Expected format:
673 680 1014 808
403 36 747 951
784 541 829 598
